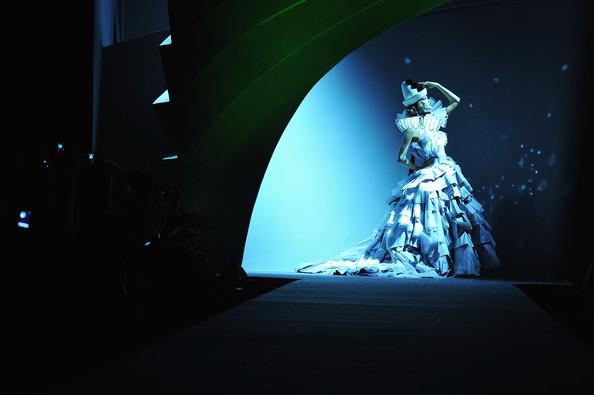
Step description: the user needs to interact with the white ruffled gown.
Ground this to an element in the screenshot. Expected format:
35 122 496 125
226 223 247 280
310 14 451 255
296 102 501 278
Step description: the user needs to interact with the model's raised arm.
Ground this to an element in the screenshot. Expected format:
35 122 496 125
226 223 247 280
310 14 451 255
421 81 460 114
397 127 421 171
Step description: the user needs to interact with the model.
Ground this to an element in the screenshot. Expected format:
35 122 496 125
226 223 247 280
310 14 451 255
296 79 501 277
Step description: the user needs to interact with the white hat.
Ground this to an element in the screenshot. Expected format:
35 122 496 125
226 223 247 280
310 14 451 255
401 81 427 107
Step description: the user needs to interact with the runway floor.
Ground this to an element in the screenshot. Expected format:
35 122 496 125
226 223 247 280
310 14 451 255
58 275 594 394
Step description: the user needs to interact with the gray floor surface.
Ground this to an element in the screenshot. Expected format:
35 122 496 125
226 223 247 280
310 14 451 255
59 276 594 394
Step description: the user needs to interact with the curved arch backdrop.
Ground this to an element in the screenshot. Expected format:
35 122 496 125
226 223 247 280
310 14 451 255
159 0 446 273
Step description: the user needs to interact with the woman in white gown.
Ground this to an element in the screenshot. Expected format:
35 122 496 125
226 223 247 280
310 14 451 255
296 79 501 278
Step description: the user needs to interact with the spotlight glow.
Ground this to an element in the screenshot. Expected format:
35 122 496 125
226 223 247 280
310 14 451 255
18 210 32 229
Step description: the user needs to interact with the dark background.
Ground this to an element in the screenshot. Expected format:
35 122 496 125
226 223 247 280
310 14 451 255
2 0 593 393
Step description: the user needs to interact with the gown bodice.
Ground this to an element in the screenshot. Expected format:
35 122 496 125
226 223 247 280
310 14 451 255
395 102 449 165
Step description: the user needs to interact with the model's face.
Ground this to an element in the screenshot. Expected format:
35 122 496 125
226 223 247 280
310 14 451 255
417 97 431 113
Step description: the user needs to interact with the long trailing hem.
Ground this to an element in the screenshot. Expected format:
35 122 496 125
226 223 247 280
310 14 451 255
295 258 444 278
295 156 501 278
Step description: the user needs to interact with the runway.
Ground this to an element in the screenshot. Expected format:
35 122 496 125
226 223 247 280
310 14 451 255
59 275 594 394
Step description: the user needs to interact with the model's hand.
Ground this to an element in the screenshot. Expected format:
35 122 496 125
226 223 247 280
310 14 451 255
420 81 439 89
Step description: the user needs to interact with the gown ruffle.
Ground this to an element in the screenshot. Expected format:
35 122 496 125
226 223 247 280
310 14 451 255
296 103 501 278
